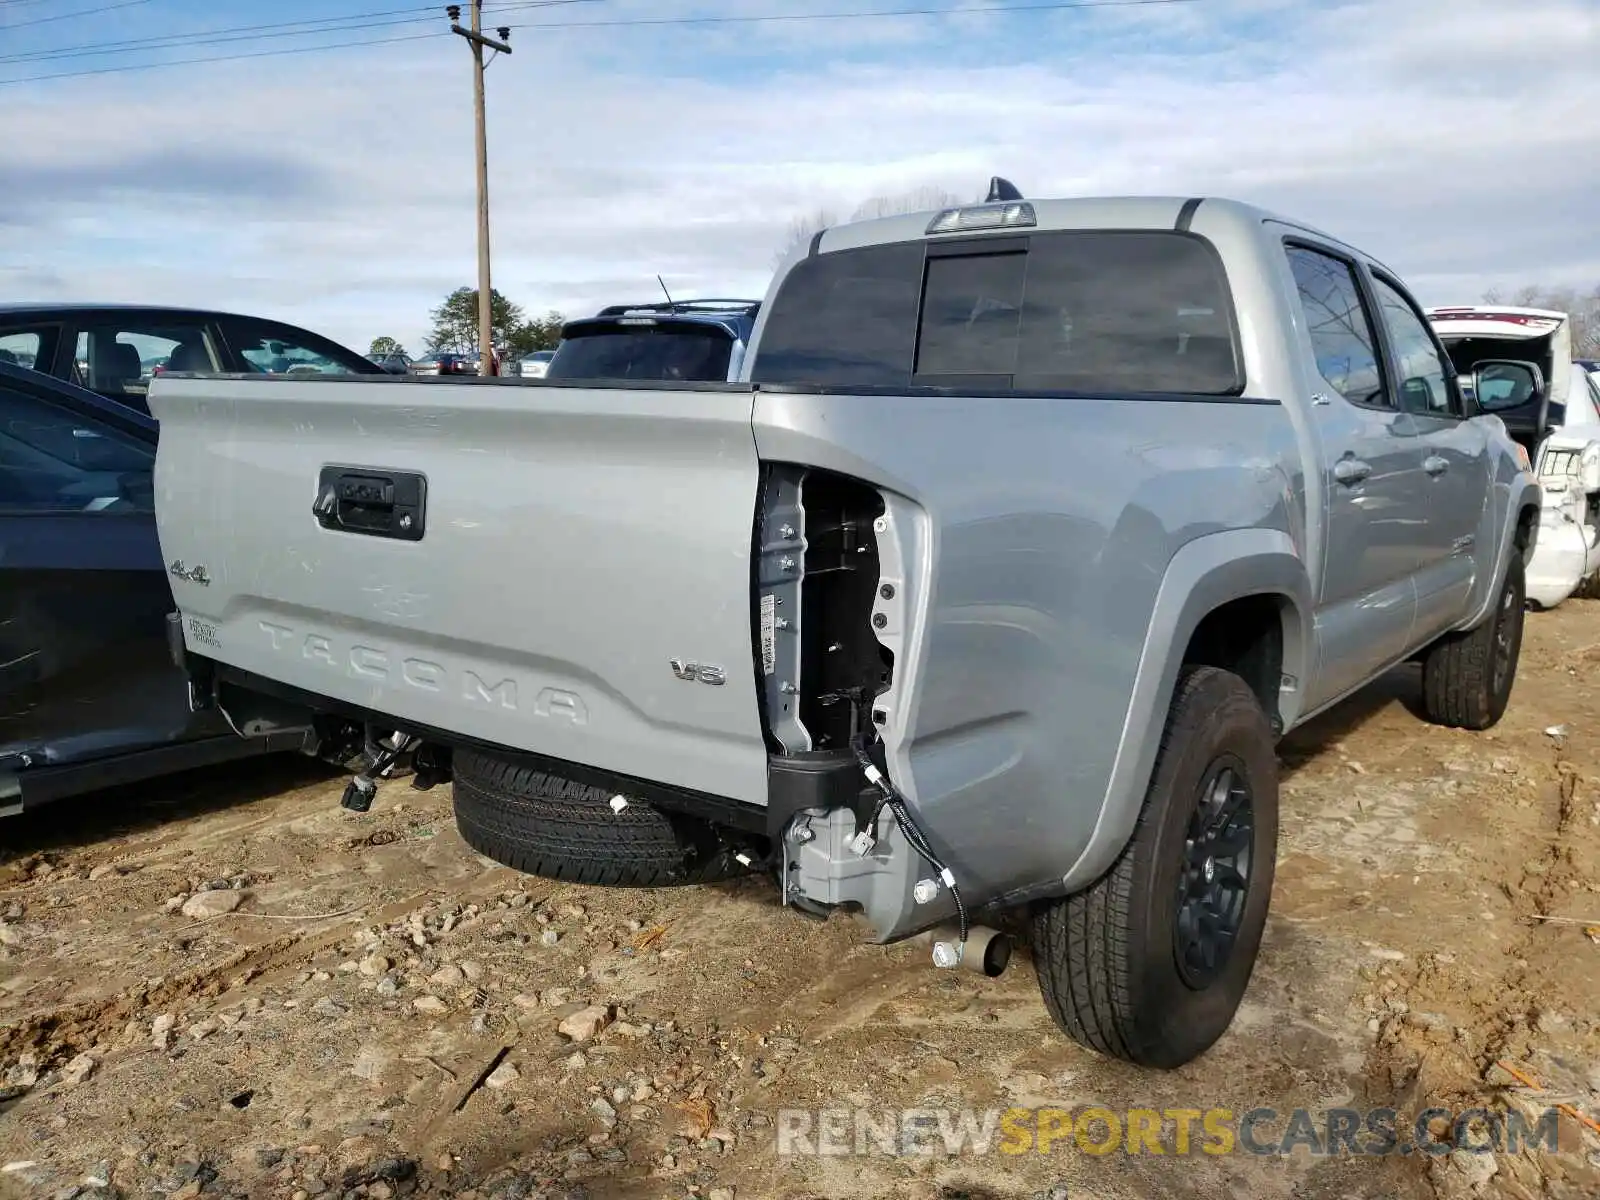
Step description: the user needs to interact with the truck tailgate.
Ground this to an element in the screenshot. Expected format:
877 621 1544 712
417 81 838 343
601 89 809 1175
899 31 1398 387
149 376 769 804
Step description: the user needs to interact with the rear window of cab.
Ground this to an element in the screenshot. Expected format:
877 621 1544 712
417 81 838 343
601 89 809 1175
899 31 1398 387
750 230 1242 396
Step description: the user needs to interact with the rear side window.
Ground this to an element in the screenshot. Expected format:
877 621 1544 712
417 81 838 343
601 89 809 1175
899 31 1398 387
546 327 734 382
1 326 66 378
751 231 1241 395
71 322 217 413
0 330 45 371
1284 245 1385 408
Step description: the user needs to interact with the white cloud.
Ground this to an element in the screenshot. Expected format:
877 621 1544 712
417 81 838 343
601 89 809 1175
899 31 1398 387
0 0 1595 353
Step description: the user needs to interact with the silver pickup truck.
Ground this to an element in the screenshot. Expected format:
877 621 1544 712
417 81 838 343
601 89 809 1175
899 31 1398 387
150 189 1542 1069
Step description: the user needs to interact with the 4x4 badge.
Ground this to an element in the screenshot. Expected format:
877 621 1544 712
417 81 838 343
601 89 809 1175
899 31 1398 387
168 560 212 586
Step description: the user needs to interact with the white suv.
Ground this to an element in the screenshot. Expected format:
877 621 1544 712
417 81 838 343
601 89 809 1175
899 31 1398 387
518 350 554 378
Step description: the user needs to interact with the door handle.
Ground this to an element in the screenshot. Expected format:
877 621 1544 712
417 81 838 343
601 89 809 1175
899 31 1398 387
1424 455 1449 476
1333 456 1371 485
313 467 427 541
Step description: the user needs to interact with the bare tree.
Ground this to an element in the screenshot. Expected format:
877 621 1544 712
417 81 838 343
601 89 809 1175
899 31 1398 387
771 186 977 267
1480 284 1600 358
847 186 967 222
772 207 840 268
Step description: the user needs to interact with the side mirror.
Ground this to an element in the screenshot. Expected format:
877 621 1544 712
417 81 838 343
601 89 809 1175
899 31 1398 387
1473 359 1549 444
1474 360 1544 412
1399 376 1433 413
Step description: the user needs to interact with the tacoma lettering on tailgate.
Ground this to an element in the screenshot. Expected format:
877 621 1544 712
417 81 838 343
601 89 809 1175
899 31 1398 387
255 620 589 724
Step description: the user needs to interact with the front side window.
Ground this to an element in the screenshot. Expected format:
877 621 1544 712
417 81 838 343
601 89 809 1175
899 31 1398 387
752 231 1240 394
0 383 154 514
1284 245 1386 408
220 320 372 376
1371 275 1457 417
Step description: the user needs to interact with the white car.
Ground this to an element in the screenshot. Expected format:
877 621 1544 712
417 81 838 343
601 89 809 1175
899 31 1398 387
1429 306 1600 608
518 350 553 378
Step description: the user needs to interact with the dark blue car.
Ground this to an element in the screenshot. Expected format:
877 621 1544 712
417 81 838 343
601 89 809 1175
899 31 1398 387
0 361 300 816
546 299 762 383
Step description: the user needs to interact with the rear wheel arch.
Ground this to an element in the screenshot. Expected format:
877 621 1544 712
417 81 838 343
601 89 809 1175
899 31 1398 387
1059 529 1311 895
1181 592 1301 734
1515 501 1538 555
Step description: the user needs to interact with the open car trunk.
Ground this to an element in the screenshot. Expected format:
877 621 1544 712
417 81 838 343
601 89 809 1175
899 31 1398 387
1428 307 1571 451
149 375 772 805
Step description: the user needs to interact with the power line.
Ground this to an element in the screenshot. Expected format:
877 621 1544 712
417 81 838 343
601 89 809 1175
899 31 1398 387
2 0 147 28
2 5 440 62
0 0 1203 85
504 0 1201 33
0 0 595 66
1 29 450 84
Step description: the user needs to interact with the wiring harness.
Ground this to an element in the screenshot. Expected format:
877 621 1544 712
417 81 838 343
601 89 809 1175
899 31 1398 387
851 734 970 950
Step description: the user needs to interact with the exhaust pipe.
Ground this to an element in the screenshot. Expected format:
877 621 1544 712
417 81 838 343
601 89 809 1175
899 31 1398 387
929 924 1013 978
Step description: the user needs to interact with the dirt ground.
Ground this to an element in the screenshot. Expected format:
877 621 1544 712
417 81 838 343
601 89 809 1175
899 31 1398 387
6 608 1600 1200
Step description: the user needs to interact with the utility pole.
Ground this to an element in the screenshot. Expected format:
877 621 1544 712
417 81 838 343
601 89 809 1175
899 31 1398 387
447 3 511 376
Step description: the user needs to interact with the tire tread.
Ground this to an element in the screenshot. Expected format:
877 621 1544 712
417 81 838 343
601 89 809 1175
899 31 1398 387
1421 554 1524 731
451 750 745 887
1033 666 1268 1066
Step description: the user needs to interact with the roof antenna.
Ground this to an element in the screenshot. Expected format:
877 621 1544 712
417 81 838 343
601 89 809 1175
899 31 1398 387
986 176 1023 203
657 275 675 306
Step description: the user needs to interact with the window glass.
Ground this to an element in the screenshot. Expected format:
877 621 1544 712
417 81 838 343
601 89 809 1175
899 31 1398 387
219 320 372 375
915 252 1026 377
1010 233 1240 393
749 242 924 387
752 232 1240 394
0 384 154 514
1284 245 1386 407
72 323 216 402
546 328 733 382
0 331 43 371
1371 276 1457 417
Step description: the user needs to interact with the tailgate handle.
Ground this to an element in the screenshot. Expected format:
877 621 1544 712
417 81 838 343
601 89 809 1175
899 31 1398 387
314 467 426 541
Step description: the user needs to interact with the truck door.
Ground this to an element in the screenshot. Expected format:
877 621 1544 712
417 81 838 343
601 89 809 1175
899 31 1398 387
1282 243 1426 710
1367 272 1489 641
0 372 193 773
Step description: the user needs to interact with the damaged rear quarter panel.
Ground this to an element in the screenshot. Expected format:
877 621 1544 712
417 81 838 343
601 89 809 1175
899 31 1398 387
754 388 1305 908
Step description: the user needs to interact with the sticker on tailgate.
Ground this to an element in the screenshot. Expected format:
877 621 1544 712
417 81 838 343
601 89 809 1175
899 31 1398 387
759 593 777 676
186 617 221 650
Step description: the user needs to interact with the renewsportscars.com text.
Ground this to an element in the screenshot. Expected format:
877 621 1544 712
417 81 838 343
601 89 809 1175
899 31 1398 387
773 1105 1565 1158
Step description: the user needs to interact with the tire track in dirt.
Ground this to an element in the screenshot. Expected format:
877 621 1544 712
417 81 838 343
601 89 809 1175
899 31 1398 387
0 872 524 1071
1361 714 1600 1198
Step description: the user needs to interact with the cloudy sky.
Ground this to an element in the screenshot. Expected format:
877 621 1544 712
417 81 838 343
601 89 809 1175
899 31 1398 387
2 0 1597 355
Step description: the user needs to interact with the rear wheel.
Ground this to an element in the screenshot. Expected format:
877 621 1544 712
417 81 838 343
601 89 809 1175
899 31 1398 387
451 748 752 887
1420 553 1525 730
1031 666 1278 1068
